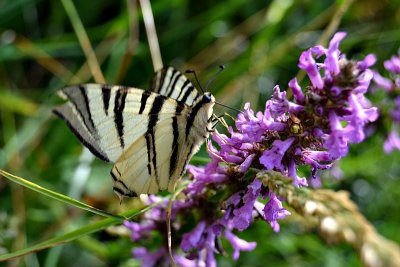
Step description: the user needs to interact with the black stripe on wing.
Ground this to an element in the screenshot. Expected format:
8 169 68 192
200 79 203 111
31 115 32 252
179 143 195 177
185 94 211 139
151 66 201 105
169 104 183 178
139 91 151 114
52 108 110 162
162 68 178 96
102 85 112 115
114 89 128 148
61 85 97 137
111 167 138 198
145 95 166 188
79 86 97 134
166 71 181 97
180 83 196 105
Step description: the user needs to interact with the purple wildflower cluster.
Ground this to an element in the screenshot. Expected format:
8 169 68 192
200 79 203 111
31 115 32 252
373 51 400 152
124 32 378 267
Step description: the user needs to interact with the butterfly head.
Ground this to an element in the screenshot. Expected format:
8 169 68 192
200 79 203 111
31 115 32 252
200 92 216 135
202 92 215 105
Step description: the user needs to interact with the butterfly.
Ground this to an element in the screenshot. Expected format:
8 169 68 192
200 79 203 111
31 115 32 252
53 66 216 200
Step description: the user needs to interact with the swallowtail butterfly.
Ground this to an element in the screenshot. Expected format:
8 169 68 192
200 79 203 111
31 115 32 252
53 66 216 199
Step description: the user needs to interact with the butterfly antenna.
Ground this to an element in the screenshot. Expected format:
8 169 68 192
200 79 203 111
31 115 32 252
215 101 242 113
205 65 225 92
185 69 205 93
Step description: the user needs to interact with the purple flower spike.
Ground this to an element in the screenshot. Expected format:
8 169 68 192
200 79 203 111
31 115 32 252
124 32 379 264
373 50 400 153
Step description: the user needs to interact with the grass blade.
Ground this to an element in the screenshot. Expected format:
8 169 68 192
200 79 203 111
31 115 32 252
0 169 125 220
0 202 158 261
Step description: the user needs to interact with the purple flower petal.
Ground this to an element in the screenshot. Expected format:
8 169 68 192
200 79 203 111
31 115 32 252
124 221 155 241
299 50 324 89
384 130 400 153
288 159 308 187
181 221 206 252
384 54 400 74
324 112 349 158
325 32 347 75
239 154 256 172
390 97 400 122
288 77 305 104
225 191 244 208
263 191 291 232
259 137 295 171
373 71 394 91
132 247 167 267
224 230 257 260
232 179 262 231
174 255 199 267
310 45 326 57
358 54 376 70
347 94 379 143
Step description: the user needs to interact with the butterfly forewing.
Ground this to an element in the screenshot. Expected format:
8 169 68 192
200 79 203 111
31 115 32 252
54 67 215 199
55 85 169 162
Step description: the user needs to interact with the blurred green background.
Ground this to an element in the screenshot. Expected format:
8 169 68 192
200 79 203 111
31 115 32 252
0 0 400 266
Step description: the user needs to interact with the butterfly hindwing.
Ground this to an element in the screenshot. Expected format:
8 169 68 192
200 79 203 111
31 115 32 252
111 111 189 196
151 66 201 106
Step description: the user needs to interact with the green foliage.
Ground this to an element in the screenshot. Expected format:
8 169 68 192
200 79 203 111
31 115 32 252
0 0 399 266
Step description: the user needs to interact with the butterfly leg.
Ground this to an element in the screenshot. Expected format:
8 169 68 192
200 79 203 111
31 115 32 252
207 114 223 132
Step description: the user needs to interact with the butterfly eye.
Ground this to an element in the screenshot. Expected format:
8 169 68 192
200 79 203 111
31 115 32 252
203 93 212 103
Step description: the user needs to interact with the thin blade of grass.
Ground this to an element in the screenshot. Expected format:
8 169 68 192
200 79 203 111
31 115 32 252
115 0 139 83
0 201 159 261
0 169 125 221
60 0 105 83
139 0 163 71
